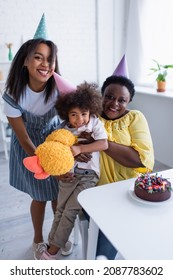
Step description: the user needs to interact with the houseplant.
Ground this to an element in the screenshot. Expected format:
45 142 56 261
150 60 173 92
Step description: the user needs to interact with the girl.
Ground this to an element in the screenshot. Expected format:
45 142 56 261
2 38 70 259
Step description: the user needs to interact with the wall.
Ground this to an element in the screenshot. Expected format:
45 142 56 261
0 0 126 86
0 0 126 152
0 0 96 85
1 2 170 166
96 0 127 85
128 87 173 167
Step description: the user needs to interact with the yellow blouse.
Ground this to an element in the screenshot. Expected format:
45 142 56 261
98 110 154 186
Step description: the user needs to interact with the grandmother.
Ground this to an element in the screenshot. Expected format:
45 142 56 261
98 75 154 185
74 74 154 259
60 74 154 259
95 74 154 259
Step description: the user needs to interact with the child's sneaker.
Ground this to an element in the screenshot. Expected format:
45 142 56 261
61 240 73 256
40 250 59 260
32 241 47 260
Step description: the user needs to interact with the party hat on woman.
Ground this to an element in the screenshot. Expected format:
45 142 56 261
113 54 129 78
53 72 77 94
33 13 48 39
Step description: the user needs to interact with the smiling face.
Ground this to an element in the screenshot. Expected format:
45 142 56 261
24 43 56 92
102 83 131 120
68 107 90 128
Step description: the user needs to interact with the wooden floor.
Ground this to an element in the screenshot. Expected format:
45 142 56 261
0 150 171 260
0 152 82 260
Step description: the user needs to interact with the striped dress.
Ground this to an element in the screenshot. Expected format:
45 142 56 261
3 92 60 201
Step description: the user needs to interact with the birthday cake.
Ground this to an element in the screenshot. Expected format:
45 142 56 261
134 173 172 202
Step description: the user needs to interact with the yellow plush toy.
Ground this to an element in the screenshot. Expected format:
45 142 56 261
23 129 77 179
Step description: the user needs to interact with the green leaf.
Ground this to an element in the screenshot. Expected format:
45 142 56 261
156 73 166 81
164 64 173 69
150 59 173 81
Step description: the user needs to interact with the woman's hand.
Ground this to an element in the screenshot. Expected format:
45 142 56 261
71 131 93 162
78 131 94 144
56 172 76 183
75 152 92 163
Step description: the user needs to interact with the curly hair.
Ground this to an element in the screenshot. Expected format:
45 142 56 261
101 75 135 101
56 82 103 121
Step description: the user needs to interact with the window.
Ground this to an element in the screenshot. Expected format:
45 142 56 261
126 0 173 89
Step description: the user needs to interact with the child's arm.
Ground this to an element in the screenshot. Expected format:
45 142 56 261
71 139 108 157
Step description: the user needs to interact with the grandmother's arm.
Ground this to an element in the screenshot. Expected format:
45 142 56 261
104 111 154 168
104 141 144 168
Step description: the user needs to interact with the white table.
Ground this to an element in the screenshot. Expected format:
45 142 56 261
78 169 173 260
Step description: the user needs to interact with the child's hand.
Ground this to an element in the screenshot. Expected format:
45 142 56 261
70 145 81 157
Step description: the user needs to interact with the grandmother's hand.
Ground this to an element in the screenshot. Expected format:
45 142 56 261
74 131 93 162
78 131 94 144
56 172 76 183
75 152 92 163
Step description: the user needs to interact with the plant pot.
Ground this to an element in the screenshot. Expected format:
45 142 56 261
157 81 166 92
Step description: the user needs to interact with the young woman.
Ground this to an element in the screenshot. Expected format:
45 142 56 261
2 38 71 259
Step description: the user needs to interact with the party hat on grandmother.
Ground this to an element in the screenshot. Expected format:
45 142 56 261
53 72 77 94
33 13 48 39
113 54 129 78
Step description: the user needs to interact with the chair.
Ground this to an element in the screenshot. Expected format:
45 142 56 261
73 210 89 259
0 97 11 160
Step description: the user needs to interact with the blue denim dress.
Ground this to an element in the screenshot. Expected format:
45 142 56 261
3 92 60 201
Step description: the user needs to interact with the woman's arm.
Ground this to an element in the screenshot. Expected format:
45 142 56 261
103 111 154 169
7 116 36 156
105 141 144 168
71 139 108 157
